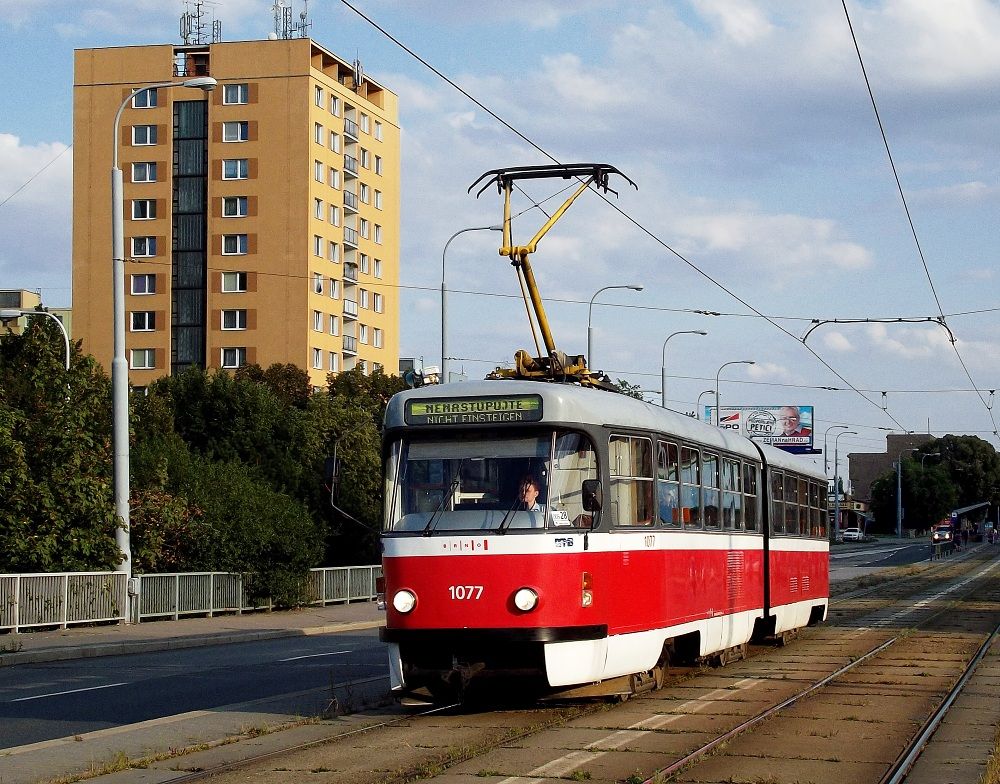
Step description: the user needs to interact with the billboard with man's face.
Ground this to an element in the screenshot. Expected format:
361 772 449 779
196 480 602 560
702 405 815 453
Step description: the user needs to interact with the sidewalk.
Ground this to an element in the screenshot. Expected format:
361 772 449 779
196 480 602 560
0 600 385 667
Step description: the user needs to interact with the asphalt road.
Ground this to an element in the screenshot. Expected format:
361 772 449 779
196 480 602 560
0 629 385 749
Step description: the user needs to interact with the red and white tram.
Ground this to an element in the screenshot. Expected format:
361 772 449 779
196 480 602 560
379 379 829 700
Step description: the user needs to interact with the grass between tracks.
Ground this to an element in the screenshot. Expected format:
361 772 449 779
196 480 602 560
982 723 1000 784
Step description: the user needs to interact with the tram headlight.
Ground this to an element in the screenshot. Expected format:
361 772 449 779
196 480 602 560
392 589 417 614
513 587 539 612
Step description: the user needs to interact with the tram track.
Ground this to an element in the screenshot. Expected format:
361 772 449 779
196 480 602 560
70 548 1000 784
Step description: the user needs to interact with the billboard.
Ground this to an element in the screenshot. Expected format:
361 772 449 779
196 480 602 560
702 405 815 454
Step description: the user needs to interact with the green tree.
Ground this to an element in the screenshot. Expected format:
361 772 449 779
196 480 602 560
614 379 644 400
869 461 957 534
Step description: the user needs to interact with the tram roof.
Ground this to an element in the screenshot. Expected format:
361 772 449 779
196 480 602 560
385 380 824 479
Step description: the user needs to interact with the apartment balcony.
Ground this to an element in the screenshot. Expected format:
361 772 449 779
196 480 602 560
343 226 359 249
343 299 359 320
342 334 358 355
344 155 358 178
344 118 359 141
343 189 358 213
343 262 358 283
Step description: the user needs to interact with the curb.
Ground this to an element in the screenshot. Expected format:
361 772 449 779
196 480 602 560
0 620 385 667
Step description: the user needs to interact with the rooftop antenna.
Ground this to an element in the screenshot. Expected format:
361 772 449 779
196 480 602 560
352 57 365 92
180 0 221 45
271 0 310 39
297 0 312 38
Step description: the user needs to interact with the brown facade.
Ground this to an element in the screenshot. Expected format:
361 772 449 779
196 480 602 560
73 38 400 388
849 433 935 502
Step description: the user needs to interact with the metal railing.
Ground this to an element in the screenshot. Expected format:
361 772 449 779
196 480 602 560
344 155 358 175
343 190 358 211
0 566 381 633
344 117 359 139
344 226 359 247
342 334 358 354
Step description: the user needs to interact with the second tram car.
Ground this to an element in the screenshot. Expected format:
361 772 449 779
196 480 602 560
379 380 829 700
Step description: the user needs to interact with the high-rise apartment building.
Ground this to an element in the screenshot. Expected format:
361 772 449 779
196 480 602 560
73 38 399 388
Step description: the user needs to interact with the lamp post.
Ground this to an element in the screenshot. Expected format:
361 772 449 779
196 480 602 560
441 225 501 382
833 430 857 540
661 330 707 408
714 360 754 426
0 309 70 371
921 452 940 468
695 389 715 421
823 425 849 475
894 447 917 539
112 76 217 580
587 284 643 370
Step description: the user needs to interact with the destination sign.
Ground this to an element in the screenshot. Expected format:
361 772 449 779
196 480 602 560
405 395 543 426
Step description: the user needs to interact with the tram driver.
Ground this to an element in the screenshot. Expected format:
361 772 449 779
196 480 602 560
518 475 543 512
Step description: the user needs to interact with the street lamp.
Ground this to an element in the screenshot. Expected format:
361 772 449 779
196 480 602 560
696 389 715 421
833 430 857 540
661 330 707 408
587 284 643 370
823 425 849 475
714 360 754 426
894 447 918 539
921 452 940 468
441 225 501 382
112 76 217 580
0 309 70 371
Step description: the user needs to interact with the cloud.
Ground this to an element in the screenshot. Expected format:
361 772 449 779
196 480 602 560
822 331 854 352
909 181 1000 206
865 322 953 359
692 0 774 45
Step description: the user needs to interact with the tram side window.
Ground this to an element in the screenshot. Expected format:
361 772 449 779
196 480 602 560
784 474 799 535
703 452 720 529
808 479 825 538
609 435 654 526
657 441 681 528
722 458 742 530
680 446 702 529
797 477 809 536
770 470 785 534
743 463 759 531
548 431 598 527
820 484 829 536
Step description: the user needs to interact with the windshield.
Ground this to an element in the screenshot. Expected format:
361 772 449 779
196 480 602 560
384 429 598 532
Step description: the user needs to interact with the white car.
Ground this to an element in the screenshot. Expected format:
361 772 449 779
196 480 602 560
841 527 863 542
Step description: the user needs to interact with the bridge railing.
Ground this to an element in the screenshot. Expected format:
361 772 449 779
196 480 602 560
0 566 381 633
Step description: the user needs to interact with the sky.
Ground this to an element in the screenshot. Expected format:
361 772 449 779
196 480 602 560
1 0 999 480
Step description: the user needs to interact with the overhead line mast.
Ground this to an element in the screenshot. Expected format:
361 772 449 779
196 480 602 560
469 163 636 391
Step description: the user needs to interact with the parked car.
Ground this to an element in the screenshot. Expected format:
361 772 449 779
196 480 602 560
931 524 954 544
841 527 863 542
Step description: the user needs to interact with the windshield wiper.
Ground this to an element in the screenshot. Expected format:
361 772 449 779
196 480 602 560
495 495 523 534
423 462 464 535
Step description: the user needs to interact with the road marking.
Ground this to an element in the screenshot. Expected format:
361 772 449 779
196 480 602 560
11 682 128 702
279 650 351 662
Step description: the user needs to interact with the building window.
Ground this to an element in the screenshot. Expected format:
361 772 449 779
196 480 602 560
359 288 369 309
329 315 339 336
360 113 370 133
132 162 157 183
222 234 248 255
329 132 340 153
358 359 368 375
375 155 383 175
359 218 369 239
132 236 156 257
373 327 383 348
131 273 156 294
312 347 322 369
359 324 369 344
130 348 155 369
360 183 370 203
132 125 157 145
329 205 339 226
328 241 339 262
328 168 340 189
314 85 324 106
374 259 382 278
222 309 247 330
314 122 324 145
313 310 322 332
313 272 324 295
329 278 340 299
374 120 383 141
329 351 339 372
223 83 248 104
130 311 155 331
221 271 248 292
374 190 382 209
313 235 323 256
314 198 324 219
223 121 249 142
314 160 324 182
132 199 156 220
374 292 384 313
330 95 340 115
374 224 382 244
360 149 370 169
223 196 248 217
223 159 249 179
359 254 370 274
132 88 157 108
222 347 247 368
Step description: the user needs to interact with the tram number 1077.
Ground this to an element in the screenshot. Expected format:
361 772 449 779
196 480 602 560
449 585 484 600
